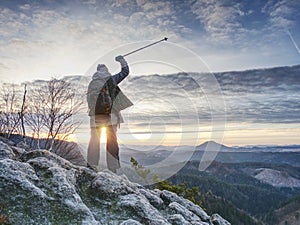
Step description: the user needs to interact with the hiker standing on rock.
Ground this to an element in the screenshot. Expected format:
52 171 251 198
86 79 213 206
86 55 133 172
86 38 168 172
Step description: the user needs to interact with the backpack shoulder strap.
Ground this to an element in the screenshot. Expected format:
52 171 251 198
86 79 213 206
106 77 116 100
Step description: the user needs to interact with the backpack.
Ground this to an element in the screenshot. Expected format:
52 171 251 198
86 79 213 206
96 77 115 114
87 76 134 116
87 77 116 115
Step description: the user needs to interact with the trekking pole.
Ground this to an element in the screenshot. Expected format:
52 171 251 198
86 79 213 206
122 37 168 57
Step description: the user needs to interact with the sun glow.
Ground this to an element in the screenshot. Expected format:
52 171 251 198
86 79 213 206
100 127 107 144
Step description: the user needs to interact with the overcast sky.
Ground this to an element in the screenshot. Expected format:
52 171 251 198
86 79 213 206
1 0 300 83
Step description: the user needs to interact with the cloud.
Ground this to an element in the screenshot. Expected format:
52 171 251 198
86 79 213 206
122 65 300 125
0 1 182 82
19 4 31 11
229 97 300 124
82 0 97 6
0 7 28 39
140 1 174 18
215 65 300 93
0 0 299 83
120 65 300 124
189 0 246 43
216 66 300 93
263 0 300 30
1 0 180 47
213 65 300 123
186 0 300 65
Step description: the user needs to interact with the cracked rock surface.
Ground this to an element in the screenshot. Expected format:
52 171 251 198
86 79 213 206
0 139 230 225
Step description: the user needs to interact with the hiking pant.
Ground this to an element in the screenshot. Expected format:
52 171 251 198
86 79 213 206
87 116 120 172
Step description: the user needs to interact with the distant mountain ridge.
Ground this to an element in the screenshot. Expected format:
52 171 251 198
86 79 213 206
122 141 300 153
196 141 231 151
195 141 300 152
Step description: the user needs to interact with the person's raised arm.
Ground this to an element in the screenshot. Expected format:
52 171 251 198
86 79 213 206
112 55 129 84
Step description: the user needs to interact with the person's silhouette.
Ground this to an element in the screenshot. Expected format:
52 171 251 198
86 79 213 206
86 55 132 172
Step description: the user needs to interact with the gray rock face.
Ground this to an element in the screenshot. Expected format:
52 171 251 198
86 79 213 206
0 158 46 198
0 138 231 225
168 214 190 225
91 171 140 198
161 190 210 221
210 214 231 225
16 141 31 151
168 201 203 223
138 188 164 208
0 140 15 159
0 136 15 146
120 219 143 225
117 194 170 224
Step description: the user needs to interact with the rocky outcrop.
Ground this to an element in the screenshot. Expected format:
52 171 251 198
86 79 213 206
0 139 230 225
254 168 300 188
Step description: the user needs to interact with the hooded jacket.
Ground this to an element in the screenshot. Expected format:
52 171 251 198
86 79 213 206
87 63 133 126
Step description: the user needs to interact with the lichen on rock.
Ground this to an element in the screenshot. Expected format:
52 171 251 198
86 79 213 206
0 138 231 225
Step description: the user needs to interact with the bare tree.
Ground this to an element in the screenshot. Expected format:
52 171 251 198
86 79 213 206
28 78 82 150
1 78 82 154
0 83 23 138
24 87 46 149
0 111 5 135
19 84 27 139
